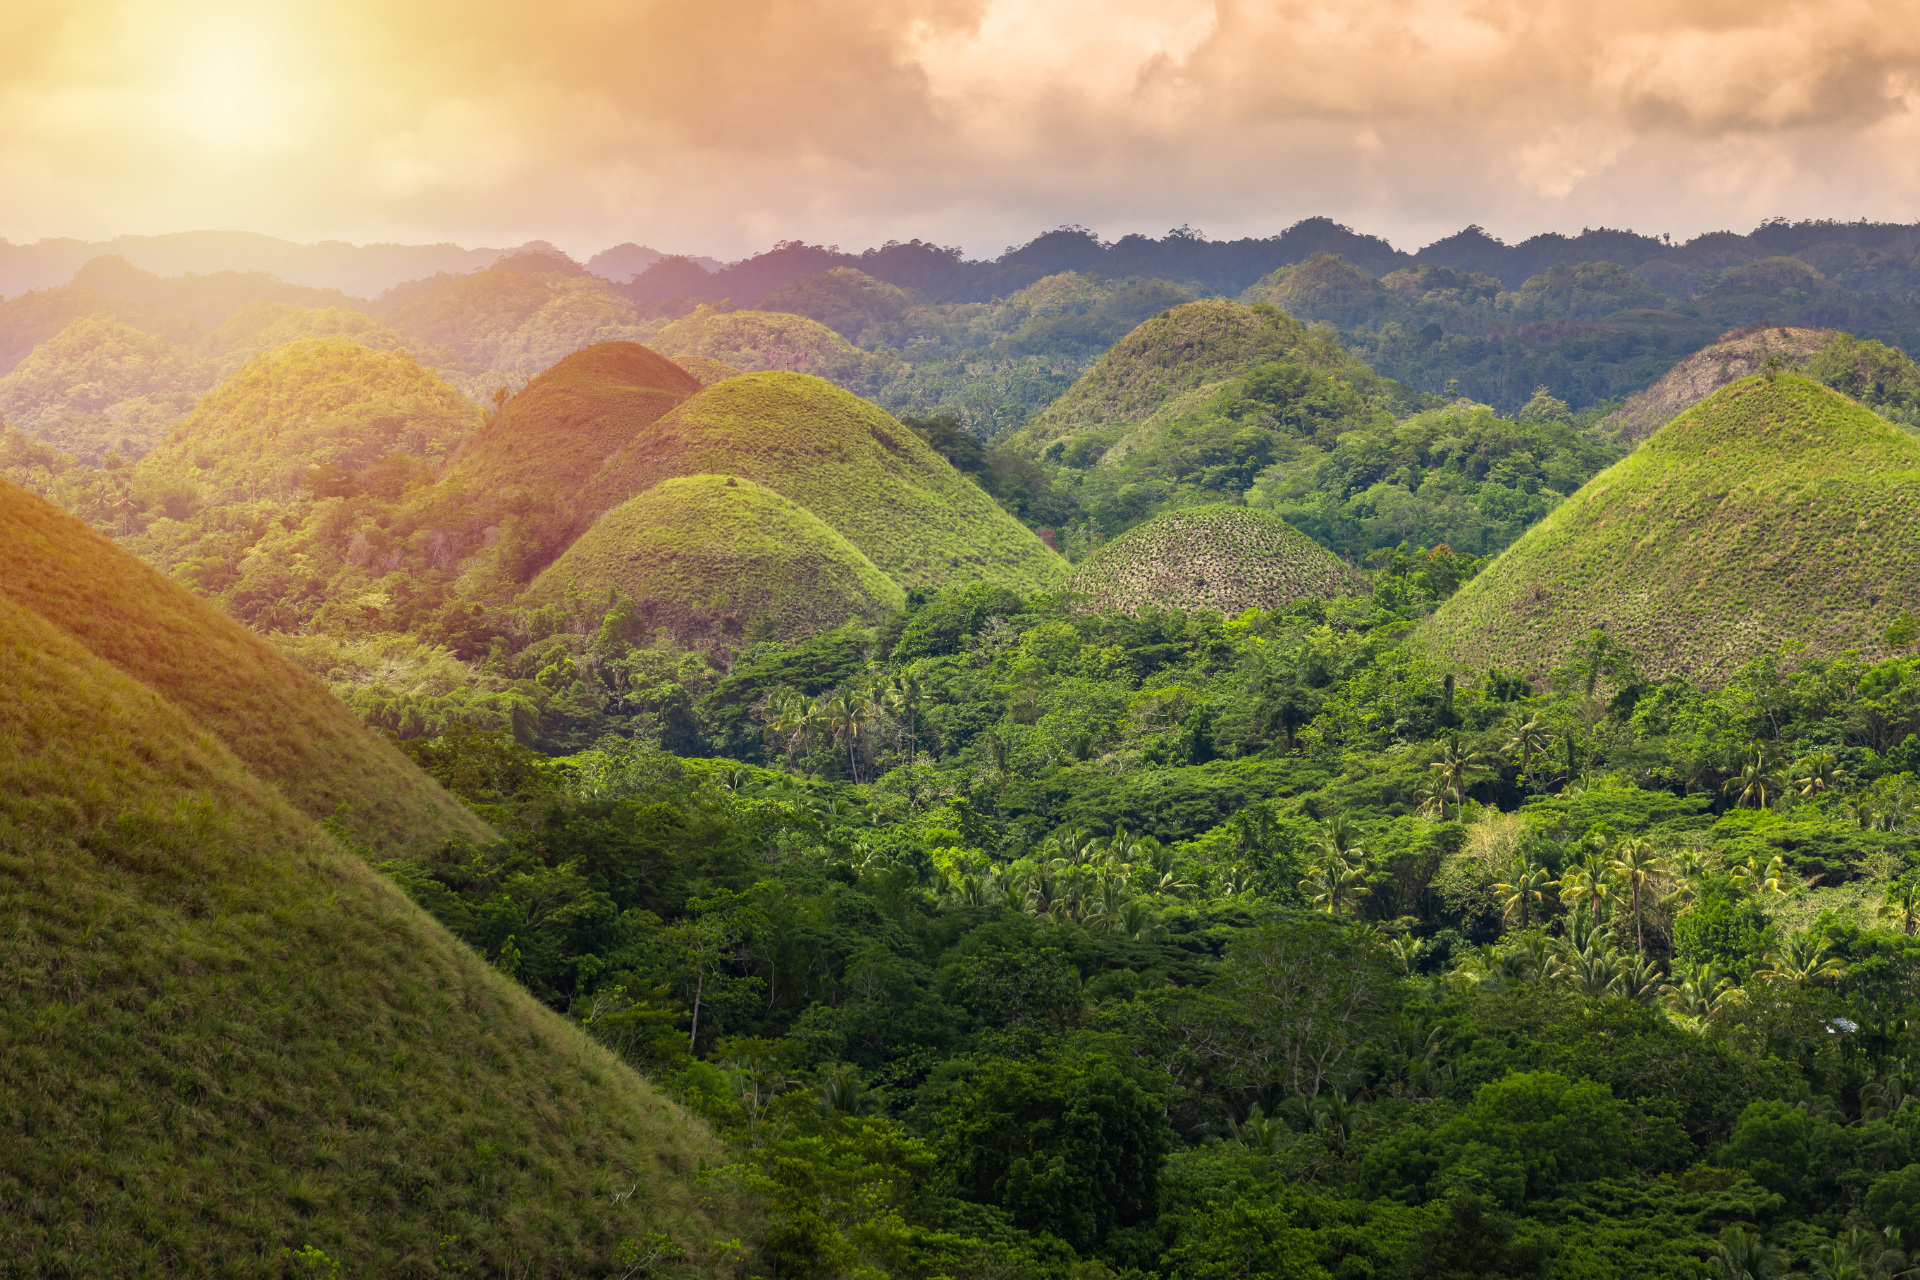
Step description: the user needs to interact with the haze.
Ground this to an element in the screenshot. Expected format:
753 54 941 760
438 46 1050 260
5 0 1918 257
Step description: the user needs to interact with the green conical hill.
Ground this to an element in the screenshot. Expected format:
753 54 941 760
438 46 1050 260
0 561 739 1271
136 337 481 504
649 306 892 396
1064 505 1365 616
1425 374 1920 684
0 478 488 856
527 475 905 642
587 371 1062 593
674 354 743 386
1003 300 1311 455
436 340 699 502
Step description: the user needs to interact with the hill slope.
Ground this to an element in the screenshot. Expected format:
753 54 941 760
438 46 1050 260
136 337 482 505
439 341 700 503
1064 505 1366 615
0 478 489 856
0 560 739 1272
588 371 1062 593
1425 374 1920 683
1004 300 1312 455
1596 326 1839 445
527 474 905 642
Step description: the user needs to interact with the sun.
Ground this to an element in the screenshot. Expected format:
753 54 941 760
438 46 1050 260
161 20 294 151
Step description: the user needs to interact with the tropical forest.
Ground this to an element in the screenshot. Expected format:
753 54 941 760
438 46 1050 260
9 213 1920 1280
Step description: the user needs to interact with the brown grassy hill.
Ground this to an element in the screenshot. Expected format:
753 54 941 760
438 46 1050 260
0 477 489 856
1597 326 1837 445
1425 374 1920 685
0 585 741 1273
526 474 905 643
586 371 1062 593
674 354 743 386
439 340 700 502
1004 300 1311 456
1063 504 1366 616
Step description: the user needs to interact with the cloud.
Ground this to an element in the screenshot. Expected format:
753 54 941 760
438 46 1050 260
0 0 1916 257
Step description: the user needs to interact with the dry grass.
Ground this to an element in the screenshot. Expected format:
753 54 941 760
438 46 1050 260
1062 504 1365 616
1423 373 1920 685
0 591 744 1276
0 477 489 857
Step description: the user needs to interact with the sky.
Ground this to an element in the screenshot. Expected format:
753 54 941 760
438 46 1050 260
4 0 1919 260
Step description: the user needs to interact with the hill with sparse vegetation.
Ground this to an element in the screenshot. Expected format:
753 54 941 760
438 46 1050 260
1062 504 1366 615
527 474 905 643
588 371 1063 594
1425 373 1920 683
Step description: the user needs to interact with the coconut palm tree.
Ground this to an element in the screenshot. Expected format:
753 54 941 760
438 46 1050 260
1709 1224 1786 1280
1661 960 1747 1026
1607 837 1668 954
1755 931 1848 987
1428 736 1486 818
1382 933 1426 977
1300 855 1371 916
1558 851 1623 926
1502 712 1554 777
1493 854 1556 929
1793 750 1847 797
1724 753 1789 810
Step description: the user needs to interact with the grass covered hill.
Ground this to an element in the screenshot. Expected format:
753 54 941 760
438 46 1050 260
649 305 894 398
1424 373 1920 684
438 341 700 503
0 477 489 856
135 337 482 507
673 354 742 386
1599 326 1920 444
588 371 1063 594
1061 503 1366 616
527 474 906 643
1005 300 1315 456
0 549 739 1272
0 314 211 460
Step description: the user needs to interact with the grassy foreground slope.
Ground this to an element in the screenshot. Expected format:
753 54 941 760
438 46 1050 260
0 479 488 856
590 371 1062 593
1063 504 1366 616
528 474 905 642
1425 374 1920 683
0 591 737 1275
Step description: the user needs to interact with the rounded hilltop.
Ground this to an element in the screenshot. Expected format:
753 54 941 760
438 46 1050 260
526 473 906 643
1425 372 1920 684
1064 504 1366 616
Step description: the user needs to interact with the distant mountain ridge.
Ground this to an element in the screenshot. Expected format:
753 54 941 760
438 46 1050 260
10 216 1919 308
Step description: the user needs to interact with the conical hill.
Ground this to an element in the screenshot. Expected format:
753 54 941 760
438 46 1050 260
526 474 905 642
0 478 488 856
0 565 739 1272
587 371 1062 593
1425 374 1920 684
439 341 700 502
1063 505 1365 616
1003 300 1311 456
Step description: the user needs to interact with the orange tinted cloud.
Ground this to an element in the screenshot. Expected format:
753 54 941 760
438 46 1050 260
2 0 1917 256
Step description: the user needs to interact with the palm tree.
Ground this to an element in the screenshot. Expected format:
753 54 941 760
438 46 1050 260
1300 856 1371 916
1557 851 1622 926
1755 931 1848 987
1793 750 1847 797
881 674 924 761
1607 837 1667 954
1660 960 1746 1026
1492 854 1556 929
1501 712 1553 777
1553 931 1629 998
1226 1104 1292 1158
1428 736 1485 818
1383 933 1426 976
1882 878 1920 937
1709 1224 1786 1280
1724 753 1788 810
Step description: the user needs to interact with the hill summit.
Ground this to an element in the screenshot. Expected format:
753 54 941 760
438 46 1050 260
1064 504 1365 616
1425 373 1920 684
